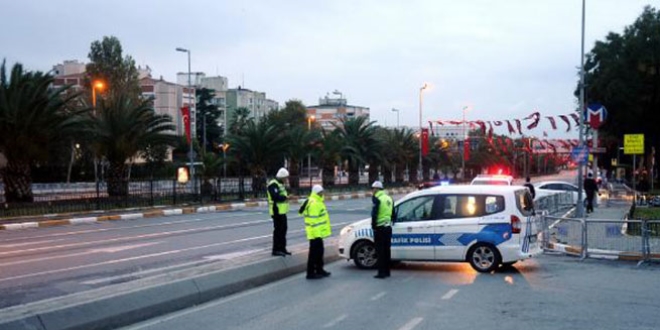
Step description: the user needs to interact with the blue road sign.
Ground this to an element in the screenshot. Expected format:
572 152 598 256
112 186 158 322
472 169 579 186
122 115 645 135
570 146 589 164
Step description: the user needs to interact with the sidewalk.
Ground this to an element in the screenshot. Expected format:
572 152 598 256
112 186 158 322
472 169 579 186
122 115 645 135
0 187 417 231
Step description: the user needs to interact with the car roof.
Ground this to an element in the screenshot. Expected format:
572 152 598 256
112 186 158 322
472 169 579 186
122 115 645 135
534 180 576 187
406 184 525 199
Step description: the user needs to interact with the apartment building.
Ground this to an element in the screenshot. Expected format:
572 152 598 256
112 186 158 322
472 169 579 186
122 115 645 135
306 92 369 130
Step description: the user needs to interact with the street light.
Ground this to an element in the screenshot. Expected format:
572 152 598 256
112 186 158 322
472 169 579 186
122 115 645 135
91 80 104 108
308 115 316 187
220 143 230 179
419 83 428 181
176 47 194 189
576 0 586 217
391 108 400 128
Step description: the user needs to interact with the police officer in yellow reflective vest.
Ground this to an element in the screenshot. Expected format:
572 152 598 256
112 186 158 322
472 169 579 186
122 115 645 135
267 168 291 256
371 181 393 279
300 185 332 279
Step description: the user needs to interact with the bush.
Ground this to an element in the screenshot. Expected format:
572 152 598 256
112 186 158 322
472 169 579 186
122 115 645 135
629 208 660 237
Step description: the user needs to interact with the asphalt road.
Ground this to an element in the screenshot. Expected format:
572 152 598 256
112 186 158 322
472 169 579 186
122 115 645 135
122 255 660 330
0 195 398 309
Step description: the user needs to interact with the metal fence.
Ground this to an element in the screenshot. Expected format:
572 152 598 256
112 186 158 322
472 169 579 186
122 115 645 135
541 215 660 264
0 175 409 219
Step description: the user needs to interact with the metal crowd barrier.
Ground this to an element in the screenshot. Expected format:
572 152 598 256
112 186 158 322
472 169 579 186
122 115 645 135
541 214 660 264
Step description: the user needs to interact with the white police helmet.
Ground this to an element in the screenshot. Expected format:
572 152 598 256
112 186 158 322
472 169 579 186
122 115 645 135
312 184 324 194
371 181 384 189
276 168 289 179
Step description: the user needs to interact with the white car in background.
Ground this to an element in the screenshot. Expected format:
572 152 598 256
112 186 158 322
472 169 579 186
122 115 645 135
533 180 598 205
338 185 542 273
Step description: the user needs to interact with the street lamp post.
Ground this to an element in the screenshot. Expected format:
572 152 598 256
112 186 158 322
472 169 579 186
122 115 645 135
308 115 315 187
91 80 105 185
576 0 586 217
391 108 400 128
419 84 428 181
176 47 194 191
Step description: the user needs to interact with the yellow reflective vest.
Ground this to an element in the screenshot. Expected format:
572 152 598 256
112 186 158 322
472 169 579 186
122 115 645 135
300 192 331 240
267 179 289 216
374 190 393 227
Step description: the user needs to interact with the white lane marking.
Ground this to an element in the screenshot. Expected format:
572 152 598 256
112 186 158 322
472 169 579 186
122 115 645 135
441 289 459 300
0 235 272 283
0 242 163 267
398 317 424 330
0 219 272 257
122 274 300 330
323 314 348 328
0 212 266 244
0 238 68 248
370 292 387 301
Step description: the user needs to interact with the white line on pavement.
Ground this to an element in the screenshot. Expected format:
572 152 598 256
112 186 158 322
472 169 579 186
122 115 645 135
0 235 272 283
398 317 424 330
323 314 348 328
370 292 387 301
0 238 68 248
441 289 459 300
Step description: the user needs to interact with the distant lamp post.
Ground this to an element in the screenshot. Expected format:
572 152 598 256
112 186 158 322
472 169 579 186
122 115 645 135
419 83 428 180
462 105 470 180
391 108 400 128
220 143 230 179
308 115 316 187
91 80 104 108
176 47 195 187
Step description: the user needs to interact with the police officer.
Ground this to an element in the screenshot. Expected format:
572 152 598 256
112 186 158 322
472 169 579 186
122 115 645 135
267 168 291 256
300 185 332 279
371 181 393 279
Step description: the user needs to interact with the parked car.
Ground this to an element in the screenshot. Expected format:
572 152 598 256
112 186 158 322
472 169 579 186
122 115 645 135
533 180 598 205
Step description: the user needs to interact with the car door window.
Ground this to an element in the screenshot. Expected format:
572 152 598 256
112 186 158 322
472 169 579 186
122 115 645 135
485 196 505 214
441 195 485 218
394 196 437 223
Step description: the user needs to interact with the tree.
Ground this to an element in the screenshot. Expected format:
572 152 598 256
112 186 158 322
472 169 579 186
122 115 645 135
0 60 84 202
580 6 660 170
86 36 141 101
196 88 223 153
335 117 379 185
91 95 177 196
318 129 344 187
229 107 252 134
227 119 289 196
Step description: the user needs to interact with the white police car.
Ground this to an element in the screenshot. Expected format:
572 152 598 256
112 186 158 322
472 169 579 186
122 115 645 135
338 185 542 272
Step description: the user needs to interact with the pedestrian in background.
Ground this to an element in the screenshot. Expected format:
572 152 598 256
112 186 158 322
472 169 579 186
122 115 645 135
267 168 291 256
371 181 393 279
584 172 598 213
300 184 332 279
524 177 536 199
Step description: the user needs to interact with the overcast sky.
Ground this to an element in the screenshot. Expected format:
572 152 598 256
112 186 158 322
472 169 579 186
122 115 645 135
1 0 653 138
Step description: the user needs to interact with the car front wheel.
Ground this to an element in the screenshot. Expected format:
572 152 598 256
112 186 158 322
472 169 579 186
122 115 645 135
352 240 377 269
468 243 501 273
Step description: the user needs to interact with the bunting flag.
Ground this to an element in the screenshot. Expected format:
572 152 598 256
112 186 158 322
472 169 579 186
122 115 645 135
558 115 571 132
546 116 557 130
526 112 541 129
570 113 580 125
515 119 522 135
506 120 516 134
543 131 548 137
487 122 494 140
428 121 434 136
475 120 486 135
464 137 470 161
493 121 503 126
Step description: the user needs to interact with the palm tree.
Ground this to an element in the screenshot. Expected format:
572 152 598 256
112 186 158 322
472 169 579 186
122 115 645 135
318 129 345 187
229 107 252 134
0 60 84 202
200 152 223 197
335 117 379 185
91 95 177 197
227 119 289 197
283 126 319 188
388 128 417 183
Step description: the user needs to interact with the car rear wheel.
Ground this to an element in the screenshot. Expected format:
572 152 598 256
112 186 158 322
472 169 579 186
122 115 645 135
468 243 501 273
352 240 377 269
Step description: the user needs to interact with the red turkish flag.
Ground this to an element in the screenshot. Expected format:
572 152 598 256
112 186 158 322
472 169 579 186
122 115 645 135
180 106 191 143
421 128 429 156
464 137 470 161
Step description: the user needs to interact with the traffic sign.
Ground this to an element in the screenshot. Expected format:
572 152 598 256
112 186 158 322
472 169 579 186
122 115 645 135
624 134 644 155
570 146 589 164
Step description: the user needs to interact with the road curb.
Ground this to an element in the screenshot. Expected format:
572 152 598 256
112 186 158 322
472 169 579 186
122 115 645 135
0 245 341 330
0 187 416 231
